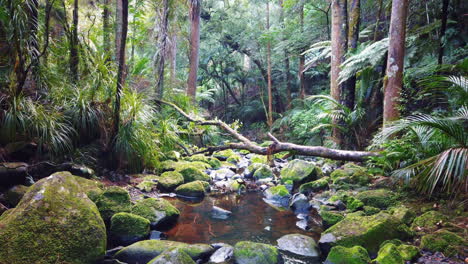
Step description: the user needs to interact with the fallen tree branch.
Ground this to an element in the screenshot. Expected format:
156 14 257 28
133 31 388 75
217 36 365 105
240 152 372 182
156 100 380 161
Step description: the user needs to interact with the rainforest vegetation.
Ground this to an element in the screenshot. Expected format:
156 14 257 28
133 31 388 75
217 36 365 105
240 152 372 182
0 0 466 263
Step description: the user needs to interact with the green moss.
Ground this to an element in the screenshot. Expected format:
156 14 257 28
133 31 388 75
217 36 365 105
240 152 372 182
345 197 364 212
110 212 150 242
326 246 371 264
251 154 268 164
411 211 448 232
131 198 179 225
374 243 404 264
205 157 221 169
397 244 419 261
233 241 279 264
227 155 241 164
0 172 106 264
330 169 348 181
175 181 208 198
389 205 416 225
321 211 344 228
147 248 195 264
355 189 396 209
330 164 371 186
363 206 380 216
158 171 184 191
324 212 413 254
4 185 29 206
248 163 264 173
178 167 210 183
268 185 289 197
95 186 132 221
214 149 238 160
380 239 403 248
299 177 329 194
280 159 317 184
420 229 465 257
253 164 274 179
136 180 158 192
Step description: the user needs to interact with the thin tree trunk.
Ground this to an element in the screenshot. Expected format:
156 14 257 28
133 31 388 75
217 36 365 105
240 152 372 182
115 0 123 61
70 0 79 81
330 0 348 147
266 0 273 127
343 0 359 110
30 0 40 90
170 32 177 84
187 0 201 100
298 4 306 99
373 0 384 41
279 0 291 109
112 0 128 143
103 0 110 57
438 0 450 65
156 0 170 98
383 0 409 124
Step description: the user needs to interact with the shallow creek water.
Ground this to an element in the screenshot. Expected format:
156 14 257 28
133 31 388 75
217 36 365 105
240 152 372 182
160 191 322 263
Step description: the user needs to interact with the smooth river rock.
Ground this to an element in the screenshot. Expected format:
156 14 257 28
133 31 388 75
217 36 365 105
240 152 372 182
277 234 320 257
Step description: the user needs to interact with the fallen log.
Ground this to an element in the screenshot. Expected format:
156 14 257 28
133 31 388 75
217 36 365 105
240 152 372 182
156 100 380 162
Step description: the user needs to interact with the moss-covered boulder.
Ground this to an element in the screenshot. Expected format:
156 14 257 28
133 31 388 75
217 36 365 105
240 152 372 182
280 159 318 184
233 241 280 264
158 171 184 191
214 149 239 161
175 181 209 198
397 244 419 261
114 240 213 264
136 180 158 192
374 243 404 264
250 154 268 164
253 164 274 179
0 171 106 264
299 177 329 194
95 186 132 222
330 163 371 186
178 167 210 183
247 162 264 174
147 248 195 264
389 205 416 225
355 189 396 209
188 154 221 169
3 184 29 207
321 211 344 228
345 197 364 212
131 198 179 228
420 229 466 257
110 212 150 246
363 206 380 216
411 211 448 233
320 212 413 254
276 234 319 257
325 246 371 264
264 185 290 207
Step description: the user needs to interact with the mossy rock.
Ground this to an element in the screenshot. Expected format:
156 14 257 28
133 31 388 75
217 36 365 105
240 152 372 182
72 176 104 202
248 162 264 173
411 211 448 232
322 212 413 254
266 185 289 197
374 243 404 264
147 248 195 264
355 189 396 209
175 181 209 198
214 149 238 161
95 186 132 222
320 211 344 228
136 180 158 192
115 240 213 263
250 154 268 164
389 205 416 225
178 167 210 183
205 157 222 169
345 197 364 212
131 198 180 228
3 184 29 207
253 164 274 179
299 177 329 194
330 163 371 186
363 206 380 216
420 229 465 257
280 159 318 184
229 179 246 192
158 171 184 191
397 244 419 261
325 246 371 264
233 241 279 264
110 212 150 246
227 155 241 164
0 171 106 264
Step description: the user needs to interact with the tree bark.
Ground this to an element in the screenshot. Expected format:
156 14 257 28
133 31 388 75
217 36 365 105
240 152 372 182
70 0 79 81
156 99 379 161
187 0 201 100
383 0 409 124
155 0 170 98
29 0 40 90
343 0 359 111
170 31 177 84
103 0 111 57
373 0 384 41
266 0 273 127
438 0 450 65
298 4 306 99
330 0 348 146
112 0 128 142
115 0 123 61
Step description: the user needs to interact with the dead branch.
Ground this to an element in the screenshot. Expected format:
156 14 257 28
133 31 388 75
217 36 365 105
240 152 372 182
156 99 380 161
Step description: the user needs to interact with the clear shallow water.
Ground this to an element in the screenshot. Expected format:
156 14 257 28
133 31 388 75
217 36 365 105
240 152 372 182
162 191 322 246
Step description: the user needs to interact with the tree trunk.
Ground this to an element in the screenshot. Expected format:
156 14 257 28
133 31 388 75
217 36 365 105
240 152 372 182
112 0 128 142
298 4 306 99
30 0 40 90
70 0 79 81
266 0 273 127
155 0 170 98
383 0 409 124
330 0 348 147
103 0 111 57
279 0 291 109
373 0 384 41
170 32 177 84
438 0 450 65
187 0 201 100
343 0 359 111
115 0 123 61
